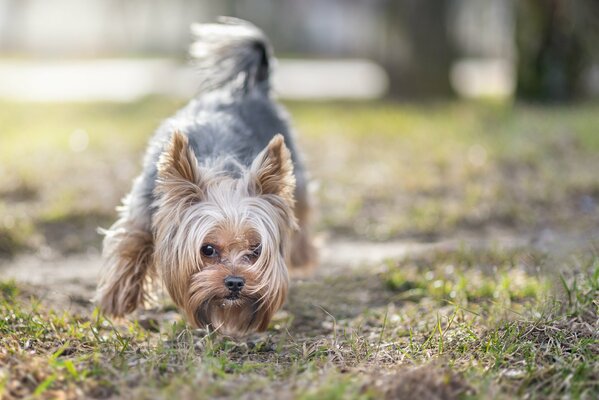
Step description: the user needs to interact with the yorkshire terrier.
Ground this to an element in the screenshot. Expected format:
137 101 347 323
96 18 315 336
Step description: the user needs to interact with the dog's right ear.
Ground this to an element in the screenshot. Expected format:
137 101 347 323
155 131 204 201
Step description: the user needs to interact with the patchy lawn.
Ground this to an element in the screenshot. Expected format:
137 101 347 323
0 99 598 399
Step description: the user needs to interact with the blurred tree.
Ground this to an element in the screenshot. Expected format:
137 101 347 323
516 0 599 100
379 0 456 98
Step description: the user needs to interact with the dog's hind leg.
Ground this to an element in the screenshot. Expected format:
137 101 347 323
288 182 317 273
96 176 156 317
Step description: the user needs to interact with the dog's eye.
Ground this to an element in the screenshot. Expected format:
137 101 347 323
251 244 262 257
201 245 217 257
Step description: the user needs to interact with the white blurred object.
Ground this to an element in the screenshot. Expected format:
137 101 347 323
0 59 189 102
0 58 388 102
272 59 388 100
450 58 515 98
0 59 178 102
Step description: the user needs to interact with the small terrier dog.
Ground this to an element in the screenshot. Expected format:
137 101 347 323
97 18 314 336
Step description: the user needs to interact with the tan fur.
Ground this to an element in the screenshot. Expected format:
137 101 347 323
96 215 155 317
148 133 295 335
289 190 318 272
249 134 296 209
156 131 204 202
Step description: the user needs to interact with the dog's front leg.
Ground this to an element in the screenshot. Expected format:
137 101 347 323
96 177 156 317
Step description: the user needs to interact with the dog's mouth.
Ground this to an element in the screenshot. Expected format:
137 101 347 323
224 293 240 301
195 295 247 324
194 296 262 334
219 295 244 308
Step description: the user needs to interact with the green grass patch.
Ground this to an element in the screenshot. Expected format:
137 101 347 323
384 247 549 304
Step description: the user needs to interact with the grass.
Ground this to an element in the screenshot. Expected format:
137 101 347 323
2 99 599 254
0 97 184 256
0 250 597 399
1 98 599 398
293 101 599 240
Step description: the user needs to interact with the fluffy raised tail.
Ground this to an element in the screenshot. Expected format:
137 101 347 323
190 17 272 94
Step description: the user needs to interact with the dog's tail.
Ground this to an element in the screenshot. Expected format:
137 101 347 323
190 17 272 94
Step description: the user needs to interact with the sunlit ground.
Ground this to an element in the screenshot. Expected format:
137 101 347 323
1 99 598 399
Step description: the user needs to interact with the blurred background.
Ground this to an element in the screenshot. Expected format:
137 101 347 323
1 0 599 101
1 0 599 265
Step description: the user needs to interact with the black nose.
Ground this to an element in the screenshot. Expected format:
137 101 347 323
224 276 245 292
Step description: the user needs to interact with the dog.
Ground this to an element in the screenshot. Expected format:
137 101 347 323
96 18 315 336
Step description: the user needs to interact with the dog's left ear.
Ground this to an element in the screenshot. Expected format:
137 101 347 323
249 134 295 207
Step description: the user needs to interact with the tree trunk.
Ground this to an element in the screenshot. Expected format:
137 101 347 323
379 0 456 99
516 0 587 101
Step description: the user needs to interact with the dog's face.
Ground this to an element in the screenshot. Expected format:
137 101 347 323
152 132 296 336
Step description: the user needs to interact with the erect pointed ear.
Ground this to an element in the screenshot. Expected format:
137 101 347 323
249 134 296 206
155 131 203 200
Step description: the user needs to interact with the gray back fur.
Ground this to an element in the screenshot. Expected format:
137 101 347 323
133 18 306 221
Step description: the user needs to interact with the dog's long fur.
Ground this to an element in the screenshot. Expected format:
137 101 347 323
96 18 315 336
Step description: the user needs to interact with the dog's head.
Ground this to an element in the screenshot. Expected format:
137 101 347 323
152 131 296 336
